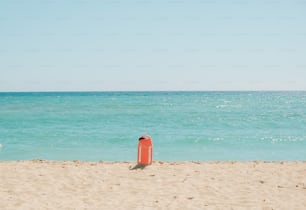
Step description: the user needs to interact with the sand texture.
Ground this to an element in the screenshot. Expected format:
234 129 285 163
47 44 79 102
0 161 306 209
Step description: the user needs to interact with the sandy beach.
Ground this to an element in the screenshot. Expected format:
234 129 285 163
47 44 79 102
0 161 306 209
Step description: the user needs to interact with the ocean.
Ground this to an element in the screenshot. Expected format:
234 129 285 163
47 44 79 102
0 91 305 161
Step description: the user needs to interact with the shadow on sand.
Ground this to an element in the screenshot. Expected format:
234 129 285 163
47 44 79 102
129 164 148 170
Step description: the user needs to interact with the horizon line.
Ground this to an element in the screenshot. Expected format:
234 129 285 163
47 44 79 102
1 90 306 93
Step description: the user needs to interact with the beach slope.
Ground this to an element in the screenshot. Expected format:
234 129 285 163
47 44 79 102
1 161 306 209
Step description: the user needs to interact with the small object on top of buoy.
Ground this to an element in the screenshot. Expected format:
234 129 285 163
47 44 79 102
137 134 153 165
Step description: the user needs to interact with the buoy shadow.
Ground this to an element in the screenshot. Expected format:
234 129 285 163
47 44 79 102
129 164 148 170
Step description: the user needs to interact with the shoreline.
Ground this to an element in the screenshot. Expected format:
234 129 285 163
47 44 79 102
2 160 306 163
1 161 306 209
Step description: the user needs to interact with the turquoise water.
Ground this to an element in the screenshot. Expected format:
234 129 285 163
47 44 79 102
0 91 305 161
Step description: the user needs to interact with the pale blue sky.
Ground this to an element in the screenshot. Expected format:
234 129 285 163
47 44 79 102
1 0 306 91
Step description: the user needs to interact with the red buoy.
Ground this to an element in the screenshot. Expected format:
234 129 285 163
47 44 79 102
137 134 153 165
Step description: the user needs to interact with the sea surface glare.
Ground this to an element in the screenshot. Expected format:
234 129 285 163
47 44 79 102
0 91 305 161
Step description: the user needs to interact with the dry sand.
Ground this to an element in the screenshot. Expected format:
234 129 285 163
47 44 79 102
0 161 306 210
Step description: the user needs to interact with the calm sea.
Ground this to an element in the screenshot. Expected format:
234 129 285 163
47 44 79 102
0 91 305 161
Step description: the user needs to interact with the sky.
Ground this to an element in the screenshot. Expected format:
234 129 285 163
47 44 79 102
0 0 306 91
